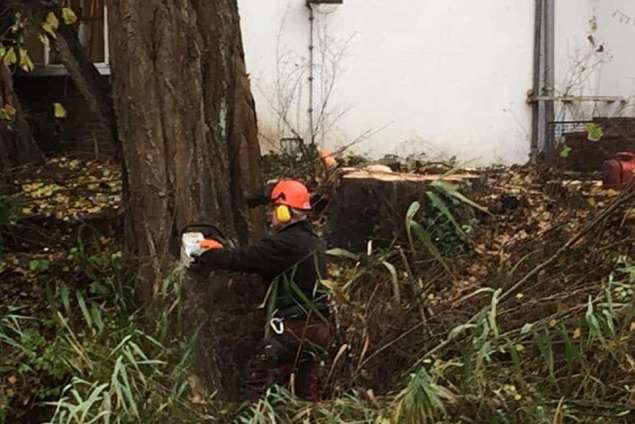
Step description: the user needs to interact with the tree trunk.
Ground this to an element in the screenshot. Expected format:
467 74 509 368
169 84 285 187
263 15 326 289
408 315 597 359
0 62 43 177
51 22 119 153
107 0 264 398
325 168 481 251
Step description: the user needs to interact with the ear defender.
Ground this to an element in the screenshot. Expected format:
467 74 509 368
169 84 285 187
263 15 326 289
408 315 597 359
275 204 292 223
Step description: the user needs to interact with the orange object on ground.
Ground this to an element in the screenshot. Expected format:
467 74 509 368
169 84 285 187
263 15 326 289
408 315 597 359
271 180 311 210
199 239 223 250
319 148 337 170
603 152 635 189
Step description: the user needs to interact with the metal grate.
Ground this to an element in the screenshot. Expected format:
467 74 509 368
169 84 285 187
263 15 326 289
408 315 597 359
548 120 593 142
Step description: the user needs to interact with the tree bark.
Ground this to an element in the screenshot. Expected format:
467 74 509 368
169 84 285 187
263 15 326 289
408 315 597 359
107 0 264 398
51 22 119 153
0 62 43 176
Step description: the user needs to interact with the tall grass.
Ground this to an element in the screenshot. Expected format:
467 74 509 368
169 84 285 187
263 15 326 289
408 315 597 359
5 178 635 423
0 241 236 423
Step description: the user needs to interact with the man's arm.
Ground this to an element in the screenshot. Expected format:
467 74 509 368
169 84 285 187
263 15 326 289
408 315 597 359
191 235 296 279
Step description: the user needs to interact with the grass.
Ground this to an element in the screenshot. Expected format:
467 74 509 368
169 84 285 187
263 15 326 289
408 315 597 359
3 172 635 423
0 242 228 423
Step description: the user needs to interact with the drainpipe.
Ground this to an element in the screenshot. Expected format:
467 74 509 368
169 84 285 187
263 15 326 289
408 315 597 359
543 0 556 161
530 0 556 163
307 3 316 145
530 0 543 163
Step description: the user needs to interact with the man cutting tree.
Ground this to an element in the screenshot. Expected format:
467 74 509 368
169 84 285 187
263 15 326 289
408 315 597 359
189 179 333 401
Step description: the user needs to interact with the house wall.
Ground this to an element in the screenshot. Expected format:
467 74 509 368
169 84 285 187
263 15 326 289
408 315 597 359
555 0 635 123
238 0 635 165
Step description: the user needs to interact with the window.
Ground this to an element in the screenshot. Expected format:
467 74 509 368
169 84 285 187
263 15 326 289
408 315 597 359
22 0 109 68
71 0 108 64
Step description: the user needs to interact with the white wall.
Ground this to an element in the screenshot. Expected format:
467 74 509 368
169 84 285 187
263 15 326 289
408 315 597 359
598 1 635 101
555 0 635 122
238 0 635 165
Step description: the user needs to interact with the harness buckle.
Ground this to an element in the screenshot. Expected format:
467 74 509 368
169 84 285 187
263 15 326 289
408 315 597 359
270 317 285 335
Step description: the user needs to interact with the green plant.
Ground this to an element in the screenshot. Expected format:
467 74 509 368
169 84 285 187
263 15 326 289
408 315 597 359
29 258 50 273
405 180 486 272
406 201 451 274
560 144 572 158
392 366 454 424
585 123 604 142
1 236 213 423
46 331 169 424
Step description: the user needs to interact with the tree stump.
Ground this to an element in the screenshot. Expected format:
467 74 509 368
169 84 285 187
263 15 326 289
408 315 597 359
325 168 480 251
184 271 265 401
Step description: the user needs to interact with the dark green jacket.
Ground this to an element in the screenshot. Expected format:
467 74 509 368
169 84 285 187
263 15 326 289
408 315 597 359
193 221 327 312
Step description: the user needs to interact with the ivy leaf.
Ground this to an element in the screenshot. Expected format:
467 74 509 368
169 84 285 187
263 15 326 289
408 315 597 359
3 48 17 66
41 12 59 37
38 33 49 45
585 123 603 142
46 11 60 29
42 24 55 38
29 259 50 273
53 103 67 119
0 105 15 121
560 145 572 158
5 104 16 117
19 48 34 72
62 8 78 25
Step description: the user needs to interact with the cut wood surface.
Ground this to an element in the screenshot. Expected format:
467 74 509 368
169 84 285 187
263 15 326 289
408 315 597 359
339 167 479 182
326 166 482 251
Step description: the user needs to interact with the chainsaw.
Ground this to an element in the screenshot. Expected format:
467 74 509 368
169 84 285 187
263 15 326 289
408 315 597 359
180 223 234 267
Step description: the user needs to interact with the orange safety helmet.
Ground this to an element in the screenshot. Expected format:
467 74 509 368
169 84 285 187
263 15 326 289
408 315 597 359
270 179 311 210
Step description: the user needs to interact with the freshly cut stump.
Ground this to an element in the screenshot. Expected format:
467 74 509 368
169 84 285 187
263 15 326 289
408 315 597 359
325 168 480 252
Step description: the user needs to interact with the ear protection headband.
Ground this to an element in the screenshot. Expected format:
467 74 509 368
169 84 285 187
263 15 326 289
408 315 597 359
275 204 292 223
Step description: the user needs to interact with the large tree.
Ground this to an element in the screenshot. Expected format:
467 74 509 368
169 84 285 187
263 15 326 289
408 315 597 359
107 1 264 399
107 0 263 299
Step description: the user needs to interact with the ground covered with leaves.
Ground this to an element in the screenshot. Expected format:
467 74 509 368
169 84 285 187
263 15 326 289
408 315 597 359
319 165 635 423
2 153 635 423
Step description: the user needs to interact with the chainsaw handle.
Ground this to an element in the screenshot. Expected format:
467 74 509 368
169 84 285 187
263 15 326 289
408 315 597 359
180 224 227 241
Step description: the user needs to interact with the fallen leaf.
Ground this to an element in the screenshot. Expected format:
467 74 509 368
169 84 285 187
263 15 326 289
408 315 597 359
53 103 67 119
19 48 34 72
587 197 597 208
46 11 59 30
62 7 78 25
3 47 17 66
573 327 581 339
